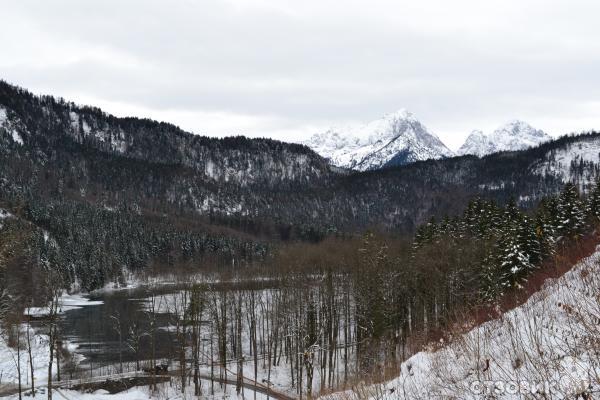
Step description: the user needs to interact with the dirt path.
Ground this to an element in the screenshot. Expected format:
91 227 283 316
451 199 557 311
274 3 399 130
196 372 296 400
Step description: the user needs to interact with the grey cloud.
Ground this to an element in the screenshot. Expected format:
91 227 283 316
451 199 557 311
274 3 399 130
2 0 600 147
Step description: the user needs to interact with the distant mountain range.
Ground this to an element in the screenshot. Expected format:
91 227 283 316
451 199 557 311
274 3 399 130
303 109 453 171
304 111 552 170
458 120 552 157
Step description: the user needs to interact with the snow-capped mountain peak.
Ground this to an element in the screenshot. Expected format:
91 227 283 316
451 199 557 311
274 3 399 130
458 120 551 157
495 119 548 140
305 110 454 171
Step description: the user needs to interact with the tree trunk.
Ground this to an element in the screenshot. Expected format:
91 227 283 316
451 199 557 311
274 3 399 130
47 325 54 400
26 322 35 395
16 324 22 400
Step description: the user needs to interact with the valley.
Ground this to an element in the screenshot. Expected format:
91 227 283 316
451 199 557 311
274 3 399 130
1 81 599 399
3 0 600 398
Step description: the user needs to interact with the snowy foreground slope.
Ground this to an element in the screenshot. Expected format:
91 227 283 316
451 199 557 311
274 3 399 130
305 110 454 171
1 384 274 400
324 249 600 400
458 120 551 157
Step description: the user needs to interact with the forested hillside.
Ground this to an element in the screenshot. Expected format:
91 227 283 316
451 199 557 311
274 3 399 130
1 80 600 292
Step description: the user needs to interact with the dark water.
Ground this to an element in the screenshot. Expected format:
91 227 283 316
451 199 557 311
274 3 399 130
35 285 182 367
31 278 283 369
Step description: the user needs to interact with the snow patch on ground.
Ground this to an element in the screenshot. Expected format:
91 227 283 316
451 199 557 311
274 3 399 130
25 293 104 317
93 269 187 293
2 379 275 400
0 107 23 145
10 130 23 145
0 325 58 386
0 208 14 229
0 209 13 219
69 111 128 154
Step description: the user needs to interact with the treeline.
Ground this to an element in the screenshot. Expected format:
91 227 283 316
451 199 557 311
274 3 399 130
0 79 330 188
1 191 270 296
23 197 269 292
359 180 599 356
2 181 599 398
4 79 600 239
249 180 600 386
413 181 594 302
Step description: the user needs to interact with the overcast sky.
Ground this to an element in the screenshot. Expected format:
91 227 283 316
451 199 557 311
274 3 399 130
2 0 600 149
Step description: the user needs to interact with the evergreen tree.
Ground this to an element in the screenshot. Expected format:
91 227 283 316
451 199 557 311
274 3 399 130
496 229 533 288
438 216 451 236
538 197 560 247
503 198 521 227
516 215 541 269
482 202 539 291
412 217 437 251
556 183 586 239
461 199 479 236
586 177 600 222
479 252 503 301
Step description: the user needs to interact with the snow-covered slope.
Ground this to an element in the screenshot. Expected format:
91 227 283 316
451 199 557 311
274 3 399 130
305 110 454 171
533 133 600 190
0 208 13 229
0 106 24 145
459 120 551 157
325 248 600 400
